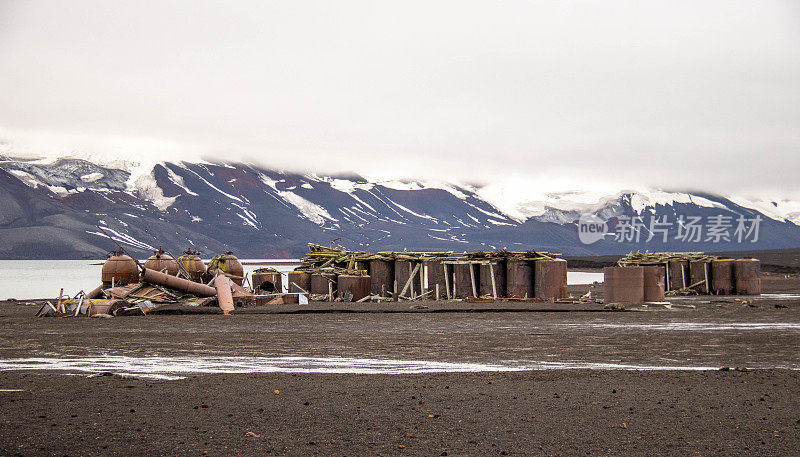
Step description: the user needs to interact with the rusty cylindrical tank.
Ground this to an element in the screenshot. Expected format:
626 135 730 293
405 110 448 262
734 259 761 295
101 251 140 286
710 260 734 295
506 260 534 299
688 261 711 294
394 260 422 298
176 250 206 282
479 261 506 298
452 263 478 299
310 273 338 297
667 260 689 291
337 275 371 302
206 251 244 286
603 266 644 304
369 259 394 297
534 259 568 300
642 265 666 302
284 270 311 304
425 259 451 300
143 248 179 276
252 268 282 293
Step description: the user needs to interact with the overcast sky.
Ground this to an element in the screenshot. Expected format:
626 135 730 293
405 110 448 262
1 1 798 196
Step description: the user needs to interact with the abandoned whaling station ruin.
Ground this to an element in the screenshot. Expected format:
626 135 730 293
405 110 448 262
36 243 763 318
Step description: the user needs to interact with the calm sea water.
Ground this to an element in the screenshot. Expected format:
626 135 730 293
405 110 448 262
0 260 604 300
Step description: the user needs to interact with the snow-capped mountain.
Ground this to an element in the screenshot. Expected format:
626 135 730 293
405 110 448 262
1 154 799 259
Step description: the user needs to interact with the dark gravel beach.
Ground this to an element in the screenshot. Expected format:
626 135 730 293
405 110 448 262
0 275 798 455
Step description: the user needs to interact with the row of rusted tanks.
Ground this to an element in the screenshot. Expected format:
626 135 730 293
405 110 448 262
100 248 245 286
604 253 762 304
291 246 570 302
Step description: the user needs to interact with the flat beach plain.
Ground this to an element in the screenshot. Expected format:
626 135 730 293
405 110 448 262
0 276 798 455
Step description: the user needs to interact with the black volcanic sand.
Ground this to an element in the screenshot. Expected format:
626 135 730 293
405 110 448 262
0 277 799 455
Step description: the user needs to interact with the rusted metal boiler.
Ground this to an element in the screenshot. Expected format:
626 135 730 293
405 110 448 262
688 261 711 294
143 248 179 276
734 259 761 295
451 263 479 299
101 250 140 286
603 266 645 304
368 259 394 297
506 260 534 299
176 250 206 282
666 260 689 291
337 275 371 301
642 265 666 302
710 260 734 295
534 259 568 300
207 251 244 286
479 260 506 299
310 272 338 296
252 268 282 293
425 259 450 300
395 259 422 298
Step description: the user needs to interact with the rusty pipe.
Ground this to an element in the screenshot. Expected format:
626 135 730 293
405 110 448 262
215 275 235 315
141 268 217 297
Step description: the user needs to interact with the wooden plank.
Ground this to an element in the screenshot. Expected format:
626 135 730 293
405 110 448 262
399 263 421 298
489 263 497 299
469 263 477 298
443 263 451 300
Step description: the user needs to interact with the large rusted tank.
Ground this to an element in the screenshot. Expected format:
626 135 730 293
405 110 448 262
506 260 534 299
143 248 178 276
101 251 139 286
252 268 282 293
642 265 666 302
604 266 644 304
479 261 506 298
310 272 338 296
337 275 371 301
452 263 478 299
734 259 761 295
206 251 244 286
369 259 394 297
689 261 711 294
667 260 689 291
394 260 422 298
711 260 734 295
176 250 206 282
534 259 568 300
425 259 450 299
354 261 370 274
287 271 311 293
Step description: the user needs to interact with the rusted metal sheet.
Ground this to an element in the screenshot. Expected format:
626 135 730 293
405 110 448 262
603 266 644 304
143 248 179 276
479 261 506 299
252 268 282 293
534 259 568 300
506 260 534 299
689 261 710 294
368 259 394 297
425 259 450 300
642 265 666 302
176 250 206 282
214 275 234 315
101 252 139 286
310 273 338 295
141 268 217 297
666 260 689 291
394 260 421 298
734 259 761 295
710 260 734 295
337 275 371 301
452 263 478 299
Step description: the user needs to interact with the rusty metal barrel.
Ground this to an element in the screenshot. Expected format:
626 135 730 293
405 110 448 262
642 265 666 302
603 266 644 304
310 273 338 296
252 268 282 293
395 260 422 298
369 259 394 297
734 259 761 295
689 261 711 294
176 250 206 282
479 261 506 299
711 260 734 295
534 259 568 300
425 259 450 300
452 263 478 299
667 260 689 291
506 260 534 299
287 271 311 293
337 275 371 301
101 252 140 286
143 248 178 276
